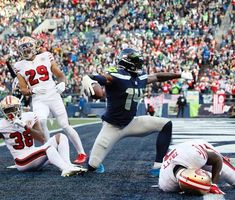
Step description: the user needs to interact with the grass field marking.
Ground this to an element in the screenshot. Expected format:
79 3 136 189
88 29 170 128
50 121 101 134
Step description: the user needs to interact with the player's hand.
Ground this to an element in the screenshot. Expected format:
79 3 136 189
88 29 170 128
32 87 47 94
81 75 97 96
181 71 193 80
56 82 66 94
13 118 26 129
209 184 225 195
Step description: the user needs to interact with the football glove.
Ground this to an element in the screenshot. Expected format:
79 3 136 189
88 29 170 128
56 82 66 94
32 87 47 95
209 184 225 195
13 118 26 129
81 75 97 96
181 71 193 80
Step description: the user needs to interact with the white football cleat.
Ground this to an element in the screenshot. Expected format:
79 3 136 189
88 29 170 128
61 166 88 177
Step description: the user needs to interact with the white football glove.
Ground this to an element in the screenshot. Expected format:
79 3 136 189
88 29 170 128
13 118 26 129
56 82 66 94
181 71 193 80
32 87 47 94
81 75 97 96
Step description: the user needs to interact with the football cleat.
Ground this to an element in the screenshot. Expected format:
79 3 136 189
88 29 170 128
74 153 88 164
95 164 105 174
149 168 160 177
61 166 87 177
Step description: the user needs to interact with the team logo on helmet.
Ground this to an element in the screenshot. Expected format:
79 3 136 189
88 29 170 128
117 48 144 73
17 36 37 60
177 168 212 195
0 96 22 121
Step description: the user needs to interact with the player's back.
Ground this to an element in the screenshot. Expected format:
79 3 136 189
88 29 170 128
159 140 209 191
14 51 57 100
0 112 38 159
102 67 148 126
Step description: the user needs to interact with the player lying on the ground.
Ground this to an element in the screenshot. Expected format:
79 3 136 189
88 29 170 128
81 47 193 175
0 95 87 177
159 139 235 195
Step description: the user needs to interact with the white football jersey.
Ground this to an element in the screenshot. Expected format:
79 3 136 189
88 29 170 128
159 140 210 192
0 112 38 159
14 51 57 101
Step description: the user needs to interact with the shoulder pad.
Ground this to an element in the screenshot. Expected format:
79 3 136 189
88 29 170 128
106 66 118 73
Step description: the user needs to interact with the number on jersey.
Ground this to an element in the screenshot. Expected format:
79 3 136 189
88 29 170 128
10 129 34 150
25 65 49 86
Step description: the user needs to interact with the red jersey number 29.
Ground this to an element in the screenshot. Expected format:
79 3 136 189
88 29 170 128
25 65 49 86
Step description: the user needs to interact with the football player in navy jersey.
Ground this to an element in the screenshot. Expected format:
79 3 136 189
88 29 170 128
82 48 193 176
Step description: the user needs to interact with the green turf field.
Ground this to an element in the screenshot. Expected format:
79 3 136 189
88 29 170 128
0 118 101 144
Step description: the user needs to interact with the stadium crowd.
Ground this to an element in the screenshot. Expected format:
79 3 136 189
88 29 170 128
0 0 235 102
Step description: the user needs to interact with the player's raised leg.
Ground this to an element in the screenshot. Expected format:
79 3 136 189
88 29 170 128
121 115 172 177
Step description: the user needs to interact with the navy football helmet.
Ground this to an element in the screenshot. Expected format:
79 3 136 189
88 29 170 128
117 48 144 73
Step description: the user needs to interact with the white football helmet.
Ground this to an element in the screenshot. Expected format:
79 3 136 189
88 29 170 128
0 95 22 121
177 168 212 195
17 36 37 60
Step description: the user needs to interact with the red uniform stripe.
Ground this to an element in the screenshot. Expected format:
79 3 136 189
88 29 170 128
180 174 211 187
15 148 48 166
223 158 235 171
178 179 209 192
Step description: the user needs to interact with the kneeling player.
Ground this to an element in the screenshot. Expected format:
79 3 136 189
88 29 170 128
0 95 87 177
159 139 235 195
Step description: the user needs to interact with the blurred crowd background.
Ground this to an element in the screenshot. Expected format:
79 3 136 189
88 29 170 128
0 0 235 109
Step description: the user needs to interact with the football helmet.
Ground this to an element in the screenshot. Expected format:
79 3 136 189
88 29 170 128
117 48 144 73
17 36 37 60
0 95 22 121
177 168 212 195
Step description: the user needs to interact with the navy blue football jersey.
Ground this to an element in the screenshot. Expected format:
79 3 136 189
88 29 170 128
101 67 148 127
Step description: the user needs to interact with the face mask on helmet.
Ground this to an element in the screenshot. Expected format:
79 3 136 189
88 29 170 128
17 37 36 60
0 96 22 121
117 48 144 73
176 168 212 195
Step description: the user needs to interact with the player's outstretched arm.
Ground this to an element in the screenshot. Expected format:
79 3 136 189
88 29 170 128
147 73 181 84
147 71 193 84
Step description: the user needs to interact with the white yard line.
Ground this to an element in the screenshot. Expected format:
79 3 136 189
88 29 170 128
203 194 225 200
